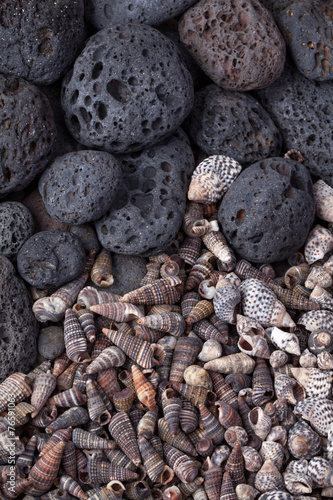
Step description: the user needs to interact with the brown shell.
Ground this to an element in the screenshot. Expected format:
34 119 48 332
208 372 238 409
58 475 88 500
216 400 242 428
63 308 90 363
171 382 215 408
251 359 274 407
201 456 222 500
30 372 57 418
138 436 174 484
163 443 199 483
97 368 121 401
28 441 65 495
224 426 248 448
62 441 77 480
86 454 138 484
77 285 120 308
138 311 185 337
225 441 245 487
108 411 141 466
179 236 202 266
169 336 202 384
119 277 183 305
234 259 272 284
90 248 114 287
179 397 199 434
86 378 111 426
161 388 182 437
198 402 224 445
0 373 32 412
203 228 236 271
45 407 89 434
158 417 197 456
254 460 284 493
193 318 228 345
73 307 96 344
220 470 237 500
132 365 156 411
185 300 215 326
86 346 126 374
241 445 262 472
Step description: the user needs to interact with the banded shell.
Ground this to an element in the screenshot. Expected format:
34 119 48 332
241 446 262 472
74 307 96 344
62 441 77 480
86 346 126 374
251 358 274 406
90 303 144 322
169 336 202 383
304 225 333 264
179 398 199 434
138 436 173 484
238 335 270 359
209 372 238 409
137 312 185 337
158 417 197 456
198 403 224 445
86 378 111 426
112 388 136 413
204 353 255 375
31 372 57 418
28 441 65 495
58 475 88 500
77 286 120 308
313 179 333 222
108 411 141 466
254 460 284 493
224 426 248 448
179 236 202 266
119 277 183 305
284 263 310 289
186 300 214 326
170 382 215 408
266 327 300 355
203 227 236 271
201 456 222 500
163 443 199 483
196 437 214 457
306 266 333 289
64 308 90 363
0 373 32 412
216 401 242 428
45 407 89 434
187 155 242 204
240 279 295 328
72 428 115 450
161 388 181 437
213 277 241 324
220 471 237 500
225 441 245 487
91 248 114 287
162 485 182 500
183 202 210 237
132 365 156 410
97 368 121 400
290 367 333 398
248 407 272 440
193 319 228 344
86 454 138 483
288 419 322 459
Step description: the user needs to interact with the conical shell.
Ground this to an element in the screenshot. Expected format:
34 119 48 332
204 353 255 375
163 443 199 483
203 228 236 271
201 456 222 500
52 352 71 378
16 435 37 472
288 419 322 459
137 408 158 439
0 373 32 412
91 248 114 287
108 411 141 466
234 259 272 284
5 401 34 427
138 436 173 484
48 387 87 407
86 346 126 374
112 387 136 413
87 454 139 484
74 307 96 344
137 312 185 337
179 398 199 434
306 265 333 289
254 460 284 493
64 308 90 363
304 225 333 264
283 471 313 495
90 302 144 322
291 367 333 398
213 278 241 324
216 401 242 428
274 374 298 405
193 318 228 344
248 407 272 440
30 372 57 418
97 368 121 401
266 327 300 355
284 263 310 289
251 359 274 406
39 428 72 458
45 407 89 434
102 328 165 369
179 236 202 266
72 428 115 450
185 300 214 327
28 441 65 495
2 477 32 498
225 442 245 487
86 378 111 425
220 471 237 500
241 446 262 472
269 350 289 369
260 441 285 470
240 279 295 328
267 281 320 311
58 475 88 500
170 382 215 408
169 336 202 383
161 388 181 437
225 374 251 393
198 339 223 362
119 277 182 305
235 484 259 500
62 441 77 480
198 403 224 445
187 155 242 204
56 362 79 392
298 309 333 333
209 372 238 409
132 365 156 410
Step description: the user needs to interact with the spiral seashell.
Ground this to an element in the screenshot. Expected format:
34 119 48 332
304 225 333 264
163 443 199 483
28 441 65 495
85 378 111 425
299 348 317 368
94 369 120 402
313 179 333 222
307 456 333 487
216 400 242 428
223 373 250 392
73 306 96 344
169 336 202 383
45 406 89 434
238 335 270 359
240 445 262 472
71 428 115 450
30 372 57 418
308 330 333 356
234 259 271 284
198 339 223 362
170 382 215 408
290 367 333 399
260 441 285 470
306 265 333 290
318 351 333 370
283 471 313 495
267 281 320 311
111 388 135 413
203 226 236 271
62 440 77 480
0 373 32 412
160 388 181 437
85 347 126 375
185 258 216 294
199 278 217 300
288 419 322 460
179 236 202 266
248 407 272 441
284 263 310 289
16 434 37 473
102 327 165 369
235 484 259 500
298 310 333 337
213 277 241 324
160 258 181 280
182 202 208 236
184 366 212 390
90 248 114 287
103 450 137 474
310 284 333 310
57 475 88 499
254 460 284 493
266 327 300 355
188 155 242 204
219 470 237 500
90 302 144 322
185 300 215 327
251 358 274 407
269 350 289 369
273 374 296 405
119 277 183 305
257 493 292 500
201 456 222 500
158 417 197 456
55 362 78 392
132 365 156 411
52 352 71 379
198 402 224 445
108 411 141 466
179 398 198 434
204 352 255 375
30 403 58 428
194 437 213 457
207 372 237 410
86 454 139 484
77 286 120 309
135 409 157 440
134 324 165 343
63 308 90 363
178 477 204 498
193 318 228 344
2 477 32 498
181 291 201 318
224 426 248 448
240 279 295 328
4 401 34 428
137 436 173 484
137 312 185 337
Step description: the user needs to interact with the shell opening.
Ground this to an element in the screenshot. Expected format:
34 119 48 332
159 465 174 485
151 343 165 366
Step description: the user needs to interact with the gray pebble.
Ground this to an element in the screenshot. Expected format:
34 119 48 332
38 326 65 360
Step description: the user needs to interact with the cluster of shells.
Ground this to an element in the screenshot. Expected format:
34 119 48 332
3 154 333 500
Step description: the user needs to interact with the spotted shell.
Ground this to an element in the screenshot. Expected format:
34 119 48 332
236 314 265 337
304 225 333 264
290 367 333 399
241 446 262 472
313 179 333 222
305 266 333 289
294 398 333 436
254 460 284 493
266 327 300 355
213 277 241 324
299 348 317 368
187 155 242 204
298 310 333 334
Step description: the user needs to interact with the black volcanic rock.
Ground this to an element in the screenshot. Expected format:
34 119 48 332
0 202 34 261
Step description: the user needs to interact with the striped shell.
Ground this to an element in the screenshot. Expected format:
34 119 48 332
201 456 222 500
241 446 262 472
63 308 90 363
220 470 237 500
158 417 197 456
28 441 65 495
119 277 183 305
203 227 236 270
90 302 144 322
187 155 242 204
132 365 156 410
163 443 199 483
86 346 126 374
248 407 272 440
251 358 274 406
305 266 333 289
108 411 141 466
284 263 310 289
137 312 185 337
86 378 111 426
169 336 202 383
313 179 333 222
90 248 114 287
294 398 333 436
45 407 89 434
138 436 173 484
72 428 115 450
0 373 32 412
225 441 245 487
304 225 333 264
204 353 255 375
290 367 333 398
30 372 57 418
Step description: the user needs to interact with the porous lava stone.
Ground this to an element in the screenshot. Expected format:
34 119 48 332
85 0 199 28
17 231 86 288
219 157 315 263
186 84 281 165
61 24 194 154
0 0 86 85
0 255 38 382
22 190 71 233
277 0 333 81
178 0 286 90
0 202 34 261
0 74 56 197
257 64 333 186
95 129 195 256
39 151 122 225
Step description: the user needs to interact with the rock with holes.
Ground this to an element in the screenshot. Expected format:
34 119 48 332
186 84 281 165
0 202 34 261
218 158 315 263
17 230 86 288
85 0 199 28
0 74 56 197
0 255 38 382
0 0 85 85
95 129 195 256
61 23 194 154
39 151 122 225
277 0 333 81
257 64 333 187
178 0 286 91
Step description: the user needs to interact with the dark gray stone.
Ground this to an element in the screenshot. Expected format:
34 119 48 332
219 157 315 263
0 74 56 197
0 255 38 382
257 65 333 186
186 84 281 165
0 0 86 85
95 129 195 256
101 254 147 296
17 231 86 288
69 224 101 253
85 0 199 28
39 151 122 225
61 24 194 154
38 326 65 360
0 202 34 261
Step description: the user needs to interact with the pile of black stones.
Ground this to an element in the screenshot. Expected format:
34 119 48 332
0 0 332 417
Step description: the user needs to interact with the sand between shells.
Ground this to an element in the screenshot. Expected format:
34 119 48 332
3 155 333 500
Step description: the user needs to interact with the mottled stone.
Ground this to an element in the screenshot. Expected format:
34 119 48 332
95 129 195 256
277 0 333 81
0 75 56 197
39 151 122 225
0 255 38 382
17 231 86 288
61 24 194 154
102 254 148 296
186 84 281 165
22 190 70 233
0 202 34 261
0 0 86 85
219 157 315 263
85 0 199 28
257 64 333 186
178 0 286 90
38 326 65 360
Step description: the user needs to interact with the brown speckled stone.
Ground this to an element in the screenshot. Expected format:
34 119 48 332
178 0 286 90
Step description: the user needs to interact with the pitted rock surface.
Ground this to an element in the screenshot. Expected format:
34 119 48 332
39 151 122 225
70 224 101 253
186 84 281 165
0 202 34 261
0 75 56 197
17 231 86 288
0 255 38 382
257 65 333 186
22 190 71 233
277 0 333 81
219 158 315 263
0 0 85 85
61 24 194 154
85 0 199 28
178 0 286 90
95 129 195 256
